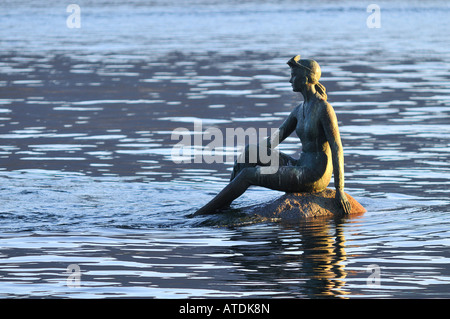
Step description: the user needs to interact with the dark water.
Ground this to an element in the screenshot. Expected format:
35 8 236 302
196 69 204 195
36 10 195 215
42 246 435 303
0 0 449 298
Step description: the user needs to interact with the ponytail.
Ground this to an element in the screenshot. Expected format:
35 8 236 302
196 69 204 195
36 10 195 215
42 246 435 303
315 82 327 101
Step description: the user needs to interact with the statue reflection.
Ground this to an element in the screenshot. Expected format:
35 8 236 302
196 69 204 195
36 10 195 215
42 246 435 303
295 220 349 297
227 218 354 298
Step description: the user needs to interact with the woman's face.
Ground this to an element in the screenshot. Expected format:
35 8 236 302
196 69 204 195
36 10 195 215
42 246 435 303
289 67 307 92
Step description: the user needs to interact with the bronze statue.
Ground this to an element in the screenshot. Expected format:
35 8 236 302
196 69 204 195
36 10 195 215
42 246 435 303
194 55 351 216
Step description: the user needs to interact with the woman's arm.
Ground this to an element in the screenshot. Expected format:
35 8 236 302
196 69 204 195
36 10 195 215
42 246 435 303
263 104 300 149
319 101 351 214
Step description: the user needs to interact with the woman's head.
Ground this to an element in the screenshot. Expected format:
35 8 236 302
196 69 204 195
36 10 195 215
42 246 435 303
287 55 327 100
287 55 322 84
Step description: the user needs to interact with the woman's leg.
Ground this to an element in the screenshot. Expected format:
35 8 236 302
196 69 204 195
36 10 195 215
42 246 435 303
194 167 255 216
230 144 296 181
193 145 302 216
194 164 316 216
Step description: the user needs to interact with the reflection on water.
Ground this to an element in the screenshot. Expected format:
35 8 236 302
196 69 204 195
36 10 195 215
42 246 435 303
2 211 448 298
0 0 450 298
0 219 373 298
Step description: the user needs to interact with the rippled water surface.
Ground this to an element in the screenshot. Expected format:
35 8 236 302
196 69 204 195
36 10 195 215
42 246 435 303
0 0 449 298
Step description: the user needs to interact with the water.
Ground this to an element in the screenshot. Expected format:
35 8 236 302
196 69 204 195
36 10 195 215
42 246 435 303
0 0 449 298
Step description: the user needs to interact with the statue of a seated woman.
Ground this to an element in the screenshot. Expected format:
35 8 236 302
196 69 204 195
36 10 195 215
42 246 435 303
194 54 351 216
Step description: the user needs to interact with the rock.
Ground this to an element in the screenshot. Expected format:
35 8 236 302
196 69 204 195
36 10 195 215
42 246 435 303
244 188 366 222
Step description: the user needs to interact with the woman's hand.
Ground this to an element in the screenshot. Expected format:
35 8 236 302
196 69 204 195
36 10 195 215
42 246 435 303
336 189 351 215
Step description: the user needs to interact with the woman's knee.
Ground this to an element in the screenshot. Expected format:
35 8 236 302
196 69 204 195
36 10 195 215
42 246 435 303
238 144 258 164
235 167 258 183
242 143 274 166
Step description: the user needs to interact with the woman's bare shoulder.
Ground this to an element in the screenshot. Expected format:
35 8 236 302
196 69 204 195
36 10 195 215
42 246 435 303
317 99 337 117
290 102 303 119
